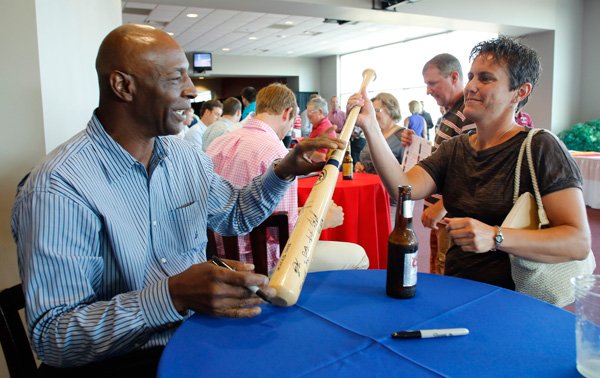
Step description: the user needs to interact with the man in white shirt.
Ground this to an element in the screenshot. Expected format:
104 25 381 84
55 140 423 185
184 99 222 148
202 97 242 151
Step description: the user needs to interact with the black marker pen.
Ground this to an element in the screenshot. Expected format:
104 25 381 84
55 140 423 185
211 256 272 304
391 328 469 339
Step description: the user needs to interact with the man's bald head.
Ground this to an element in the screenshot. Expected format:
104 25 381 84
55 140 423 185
94 24 197 139
95 24 182 96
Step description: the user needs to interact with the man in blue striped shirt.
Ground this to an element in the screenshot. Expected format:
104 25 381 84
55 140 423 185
11 24 343 376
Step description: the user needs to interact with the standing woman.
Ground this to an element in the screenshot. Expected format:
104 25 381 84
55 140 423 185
349 36 591 291
404 100 427 138
355 92 404 174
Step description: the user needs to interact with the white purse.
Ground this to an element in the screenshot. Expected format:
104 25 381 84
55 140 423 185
502 129 596 307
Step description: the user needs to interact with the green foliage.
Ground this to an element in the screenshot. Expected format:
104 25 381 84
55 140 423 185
558 119 600 152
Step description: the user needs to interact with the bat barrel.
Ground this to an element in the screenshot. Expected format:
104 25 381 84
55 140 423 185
268 68 376 307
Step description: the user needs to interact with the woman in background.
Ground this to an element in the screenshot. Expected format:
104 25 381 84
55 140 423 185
355 92 404 174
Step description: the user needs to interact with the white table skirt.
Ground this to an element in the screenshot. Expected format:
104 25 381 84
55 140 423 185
572 155 600 209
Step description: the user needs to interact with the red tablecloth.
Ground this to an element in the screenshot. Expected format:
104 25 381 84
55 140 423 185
297 172 392 269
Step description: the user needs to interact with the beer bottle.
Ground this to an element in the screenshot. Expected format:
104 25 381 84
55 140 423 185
342 144 353 180
386 185 418 298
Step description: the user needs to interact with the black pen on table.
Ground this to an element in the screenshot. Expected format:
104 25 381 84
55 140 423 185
391 328 469 339
210 256 272 304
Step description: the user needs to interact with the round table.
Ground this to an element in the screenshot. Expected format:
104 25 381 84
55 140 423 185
297 172 392 269
158 270 578 377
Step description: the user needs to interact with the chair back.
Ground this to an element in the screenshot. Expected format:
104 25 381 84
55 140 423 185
206 212 289 276
0 284 37 378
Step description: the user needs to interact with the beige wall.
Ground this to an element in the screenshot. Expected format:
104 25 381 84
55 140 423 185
0 1 44 371
319 55 339 101
0 0 44 293
37 0 122 152
546 0 584 133
522 31 555 132
580 0 600 123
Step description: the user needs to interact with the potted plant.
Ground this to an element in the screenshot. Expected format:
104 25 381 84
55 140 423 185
559 119 600 152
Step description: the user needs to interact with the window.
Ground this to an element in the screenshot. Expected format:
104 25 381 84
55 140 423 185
340 30 497 133
193 90 212 103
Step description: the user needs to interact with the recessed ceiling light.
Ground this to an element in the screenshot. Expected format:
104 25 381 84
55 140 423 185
186 13 198 18
284 21 294 25
248 36 257 40
222 48 230 51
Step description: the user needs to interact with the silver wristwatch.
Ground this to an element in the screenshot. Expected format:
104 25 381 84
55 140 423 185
492 225 504 251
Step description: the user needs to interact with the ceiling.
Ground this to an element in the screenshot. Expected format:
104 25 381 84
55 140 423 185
121 1 447 58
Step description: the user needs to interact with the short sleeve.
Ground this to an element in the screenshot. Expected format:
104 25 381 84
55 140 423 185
531 131 583 196
417 135 462 192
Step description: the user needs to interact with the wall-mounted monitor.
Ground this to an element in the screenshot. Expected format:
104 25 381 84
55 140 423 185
193 52 212 72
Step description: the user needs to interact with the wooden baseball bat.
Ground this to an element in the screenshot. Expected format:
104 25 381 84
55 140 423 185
268 68 376 307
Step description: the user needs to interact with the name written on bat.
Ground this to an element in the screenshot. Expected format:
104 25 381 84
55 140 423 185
274 210 319 277
314 169 327 186
292 258 301 276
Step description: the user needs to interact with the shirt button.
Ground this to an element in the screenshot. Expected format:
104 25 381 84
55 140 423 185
161 258 167 264
152 220 157 226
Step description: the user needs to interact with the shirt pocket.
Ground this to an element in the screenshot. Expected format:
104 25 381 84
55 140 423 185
169 201 206 254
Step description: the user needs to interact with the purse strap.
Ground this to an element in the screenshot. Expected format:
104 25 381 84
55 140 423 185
513 128 550 227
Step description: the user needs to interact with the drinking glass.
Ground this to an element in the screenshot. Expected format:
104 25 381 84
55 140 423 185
572 274 600 378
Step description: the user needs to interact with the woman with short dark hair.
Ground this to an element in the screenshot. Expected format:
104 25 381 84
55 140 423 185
349 36 591 292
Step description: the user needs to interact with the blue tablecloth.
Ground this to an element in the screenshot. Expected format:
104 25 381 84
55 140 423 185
158 270 578 377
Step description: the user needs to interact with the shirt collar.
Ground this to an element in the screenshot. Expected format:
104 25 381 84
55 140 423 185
86 112 170 183
448 95 465 113
315 117 331 128
220 118 233 126
242 118 281 141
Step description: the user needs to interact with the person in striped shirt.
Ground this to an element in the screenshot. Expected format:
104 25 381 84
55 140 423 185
402 53 476 274
11 24 344 375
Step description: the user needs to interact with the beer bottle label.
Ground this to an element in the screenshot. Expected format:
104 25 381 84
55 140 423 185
343 162 352 177
402 199 414 218
403 251 418 286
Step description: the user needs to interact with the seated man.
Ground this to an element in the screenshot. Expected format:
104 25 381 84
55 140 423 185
240 86 257 120
11 24 344 376
307 96 337 161
202 97 242 151
207 83 369 274
184 98 223 148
